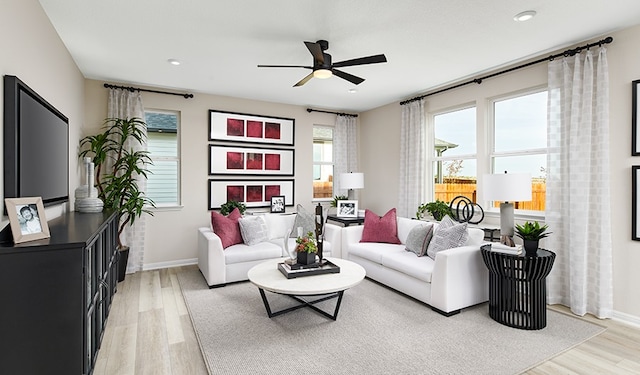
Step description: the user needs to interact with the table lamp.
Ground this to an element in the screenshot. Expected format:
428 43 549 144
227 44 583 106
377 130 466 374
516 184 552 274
340 172 364 200
482 172 532 246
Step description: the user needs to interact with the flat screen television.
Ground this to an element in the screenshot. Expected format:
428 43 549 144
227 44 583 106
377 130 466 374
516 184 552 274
4 75 69 207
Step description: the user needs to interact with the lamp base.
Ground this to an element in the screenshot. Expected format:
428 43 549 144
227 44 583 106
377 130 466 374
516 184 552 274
499 202 515 247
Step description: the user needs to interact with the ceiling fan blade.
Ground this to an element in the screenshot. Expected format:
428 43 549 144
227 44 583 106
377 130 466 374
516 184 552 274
332 69 365 85
332 54 387 68
257 64 312 69
293 72 314 87
304 41 324 64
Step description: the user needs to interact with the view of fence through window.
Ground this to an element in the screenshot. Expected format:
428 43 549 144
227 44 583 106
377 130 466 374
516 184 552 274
313 126 334 199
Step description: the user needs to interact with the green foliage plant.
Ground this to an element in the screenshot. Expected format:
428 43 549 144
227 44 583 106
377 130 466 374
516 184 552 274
331 195 349 207
220 200 247 216
515 221 551 241
295 231 318 253
416 200 451 221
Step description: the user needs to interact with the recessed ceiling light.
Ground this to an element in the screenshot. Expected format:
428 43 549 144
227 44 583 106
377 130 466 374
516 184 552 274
348 88 357 94
513 10 536 22
167 58 181 66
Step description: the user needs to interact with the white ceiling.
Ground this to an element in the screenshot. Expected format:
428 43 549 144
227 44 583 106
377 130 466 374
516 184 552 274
38 0 640 112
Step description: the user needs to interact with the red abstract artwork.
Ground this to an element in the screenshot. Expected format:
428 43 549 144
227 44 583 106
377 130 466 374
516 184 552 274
227 186 244 202
265 122 281 139
264 154 281 171
247 120 263 138
265 185 281 201
227 118 244 136
226 152 244 169
246 186 263 202
246 153 263 170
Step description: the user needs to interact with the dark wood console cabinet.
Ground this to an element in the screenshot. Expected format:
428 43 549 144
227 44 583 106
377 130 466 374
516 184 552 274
0 211 118 375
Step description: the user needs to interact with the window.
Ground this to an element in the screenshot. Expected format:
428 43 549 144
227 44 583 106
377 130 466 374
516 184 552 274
313 126 333 199
145 110 180 206
490 90 548 212
432 106 477 203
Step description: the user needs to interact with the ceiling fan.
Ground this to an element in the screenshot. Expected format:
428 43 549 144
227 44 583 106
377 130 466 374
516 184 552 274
257 40 387 87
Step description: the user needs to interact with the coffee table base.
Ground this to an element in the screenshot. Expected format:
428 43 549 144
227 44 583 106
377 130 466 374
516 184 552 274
258 288 345 320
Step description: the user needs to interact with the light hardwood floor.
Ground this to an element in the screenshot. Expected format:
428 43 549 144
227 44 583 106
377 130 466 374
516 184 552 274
95 266 640 375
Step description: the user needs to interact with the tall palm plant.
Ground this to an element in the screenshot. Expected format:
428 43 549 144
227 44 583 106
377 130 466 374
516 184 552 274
79 117 155 249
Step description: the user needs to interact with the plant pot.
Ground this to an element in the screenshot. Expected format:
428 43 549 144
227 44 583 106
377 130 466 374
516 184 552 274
523 240 539 257
297 251 317 265
117 247 130 282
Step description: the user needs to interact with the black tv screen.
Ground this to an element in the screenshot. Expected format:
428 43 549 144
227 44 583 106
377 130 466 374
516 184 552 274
4 75 69 207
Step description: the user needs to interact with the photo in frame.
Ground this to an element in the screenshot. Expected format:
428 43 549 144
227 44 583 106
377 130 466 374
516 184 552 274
208 179 294 210
633 80 640 156
270 196 286 213
209 110 294 146
633 166 640 240
209 145 294 176
4 197 51 244
337 200 358 218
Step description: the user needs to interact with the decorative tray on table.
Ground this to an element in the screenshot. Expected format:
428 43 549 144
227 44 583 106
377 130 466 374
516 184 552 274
277 259 341 279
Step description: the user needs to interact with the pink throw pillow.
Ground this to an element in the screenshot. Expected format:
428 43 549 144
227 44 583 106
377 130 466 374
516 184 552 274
211 208 243 249
360 208 401 244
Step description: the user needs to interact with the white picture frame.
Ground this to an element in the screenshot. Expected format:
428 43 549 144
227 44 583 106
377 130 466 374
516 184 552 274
337 200 358 218
4 197 51 244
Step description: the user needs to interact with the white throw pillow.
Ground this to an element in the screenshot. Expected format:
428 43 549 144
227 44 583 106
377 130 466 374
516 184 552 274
263 214 292 239
238 216 268 245
426 215 468 259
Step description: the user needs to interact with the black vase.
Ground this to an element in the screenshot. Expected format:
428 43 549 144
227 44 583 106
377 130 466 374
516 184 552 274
523 239 539 257
297 251 317 265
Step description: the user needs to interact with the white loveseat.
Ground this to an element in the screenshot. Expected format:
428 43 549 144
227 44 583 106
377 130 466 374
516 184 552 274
198 213 341 287
342 217 488 316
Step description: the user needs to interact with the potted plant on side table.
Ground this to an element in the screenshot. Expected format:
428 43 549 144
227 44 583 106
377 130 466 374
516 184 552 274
515 221 552 257
416 200 452 221
79 117 155 281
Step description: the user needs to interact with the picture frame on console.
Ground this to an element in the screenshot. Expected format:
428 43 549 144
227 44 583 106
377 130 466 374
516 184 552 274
270 195 285 213
337 200 358 218
4 197 50 244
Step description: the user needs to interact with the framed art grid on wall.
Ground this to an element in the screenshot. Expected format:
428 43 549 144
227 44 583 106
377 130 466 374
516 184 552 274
633 166 640 240
208 179 294 210
209 110 295 146
209 145 294 176
633 80 640 156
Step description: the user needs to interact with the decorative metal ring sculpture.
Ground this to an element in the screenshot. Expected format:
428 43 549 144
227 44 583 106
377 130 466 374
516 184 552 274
449 195 484 224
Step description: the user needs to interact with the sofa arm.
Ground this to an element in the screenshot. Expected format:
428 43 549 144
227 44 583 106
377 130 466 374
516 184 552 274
197 227 226 287
341 225 364 259
429 245 489 313
323 223 342 258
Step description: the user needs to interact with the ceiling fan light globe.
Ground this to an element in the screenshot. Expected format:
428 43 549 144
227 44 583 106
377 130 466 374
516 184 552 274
313 69 333 79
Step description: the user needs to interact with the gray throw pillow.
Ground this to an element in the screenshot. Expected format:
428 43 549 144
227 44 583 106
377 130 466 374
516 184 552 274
290 204 316 238
426 215 468 259
238 216 268 246
405 223 434 257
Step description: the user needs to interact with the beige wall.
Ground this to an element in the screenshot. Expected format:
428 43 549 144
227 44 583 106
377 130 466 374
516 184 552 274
0 0 84 221
83 80 335 266
359 26 640 321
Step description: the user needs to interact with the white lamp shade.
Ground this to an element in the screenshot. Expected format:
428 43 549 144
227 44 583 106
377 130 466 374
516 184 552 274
483 173 532 202
340 172 364 190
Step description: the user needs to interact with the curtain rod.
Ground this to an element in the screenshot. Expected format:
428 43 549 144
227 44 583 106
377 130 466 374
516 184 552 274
306 108 358 117
400 36 613 106
103 83 194 99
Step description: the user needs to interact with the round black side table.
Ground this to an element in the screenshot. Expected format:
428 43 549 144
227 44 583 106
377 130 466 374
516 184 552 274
480 244 556 330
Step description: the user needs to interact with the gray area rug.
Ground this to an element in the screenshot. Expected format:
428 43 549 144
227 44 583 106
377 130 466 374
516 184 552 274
177 266 604 375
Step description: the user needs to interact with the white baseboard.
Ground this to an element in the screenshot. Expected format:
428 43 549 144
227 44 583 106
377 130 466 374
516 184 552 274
142 258 198 271
612 310 640 328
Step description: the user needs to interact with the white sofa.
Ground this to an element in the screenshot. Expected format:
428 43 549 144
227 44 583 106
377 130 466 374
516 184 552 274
198 213 341 287
342 217 488 316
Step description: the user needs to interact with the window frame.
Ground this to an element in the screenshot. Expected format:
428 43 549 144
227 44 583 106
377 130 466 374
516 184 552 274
312 125 334 202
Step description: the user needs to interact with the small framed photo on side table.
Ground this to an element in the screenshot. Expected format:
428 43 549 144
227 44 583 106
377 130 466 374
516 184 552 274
337 200 358 218
5 197 50 244
270 195 286 213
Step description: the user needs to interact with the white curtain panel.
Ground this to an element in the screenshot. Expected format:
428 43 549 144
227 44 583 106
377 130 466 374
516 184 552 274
546 47 613 318
398 99 426 218
333 115 359 197
107 88 147 274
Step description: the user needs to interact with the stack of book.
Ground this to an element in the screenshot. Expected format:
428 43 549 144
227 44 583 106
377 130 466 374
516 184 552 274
490 243 523 255
278 260 341 279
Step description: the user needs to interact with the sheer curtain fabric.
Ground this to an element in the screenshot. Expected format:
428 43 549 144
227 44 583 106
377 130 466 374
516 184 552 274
107 88 147 274
545 47 612 318
398 99 426 218
333 115 359 197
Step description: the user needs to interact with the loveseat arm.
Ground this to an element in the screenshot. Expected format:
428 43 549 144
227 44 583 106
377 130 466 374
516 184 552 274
341 225 365 259
197 227 226 287
429 245 489 314
323 223 343 258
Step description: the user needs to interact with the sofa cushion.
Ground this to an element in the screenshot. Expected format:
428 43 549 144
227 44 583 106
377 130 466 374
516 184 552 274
405 223 435 257
360 208 401 244
211 208 243 249
349 242 405 264
381 251 435 283
290 204 316 238
224 242 283 264
238 216 268 246
426 215 468 259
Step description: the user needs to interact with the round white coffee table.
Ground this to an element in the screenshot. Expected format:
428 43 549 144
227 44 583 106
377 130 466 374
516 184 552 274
248 257 365 320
